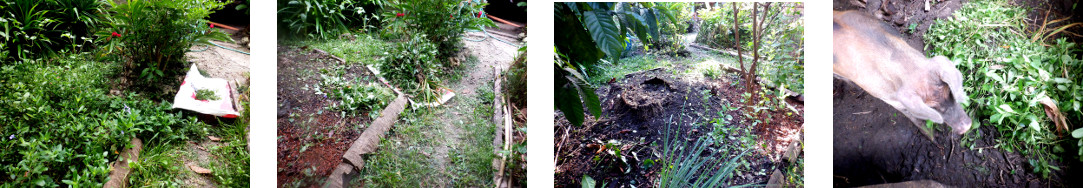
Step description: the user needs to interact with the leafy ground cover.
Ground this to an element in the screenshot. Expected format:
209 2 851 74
0 0 250 186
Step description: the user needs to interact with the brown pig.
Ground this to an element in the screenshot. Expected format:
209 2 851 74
832 10 972 141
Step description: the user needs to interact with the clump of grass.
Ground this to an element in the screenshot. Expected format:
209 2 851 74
657 115 750 188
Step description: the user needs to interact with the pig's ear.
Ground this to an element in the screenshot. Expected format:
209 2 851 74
901 91 946 124
933 56 968 104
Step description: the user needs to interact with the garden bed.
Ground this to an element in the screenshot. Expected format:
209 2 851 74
276 45 380 186
555 66 803 187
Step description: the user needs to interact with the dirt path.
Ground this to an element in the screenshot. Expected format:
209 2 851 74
428 29 519 186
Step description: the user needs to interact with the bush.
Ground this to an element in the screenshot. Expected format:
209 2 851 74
96 0 232 87
381 0 494 59
379 34 441 101
0 55 207 187
0 0 104 62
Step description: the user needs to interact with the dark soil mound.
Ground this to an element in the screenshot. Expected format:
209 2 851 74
832 78 1081 187
555 68 802 187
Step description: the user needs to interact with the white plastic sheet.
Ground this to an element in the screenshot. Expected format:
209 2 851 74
172 64 240 118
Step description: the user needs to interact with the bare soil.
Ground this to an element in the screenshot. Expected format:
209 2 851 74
276 46 373 187
555 66 803 187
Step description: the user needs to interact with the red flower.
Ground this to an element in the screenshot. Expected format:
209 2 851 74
450 14 453 18
210 23 215 28
111 32 121 37
396 13 404 17
477 11 483 18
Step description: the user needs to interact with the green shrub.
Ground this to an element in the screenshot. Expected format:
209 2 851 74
381 0 494 59
925 0 1083 176
277 0 367 39
0 55 207 187
96 0 232 89
0 0 104 62
379 34 442 102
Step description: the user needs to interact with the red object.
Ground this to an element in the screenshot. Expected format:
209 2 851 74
477 11 483 18
450 14 453 18
396 12 404 17
111 32 121 37
210 23 215 28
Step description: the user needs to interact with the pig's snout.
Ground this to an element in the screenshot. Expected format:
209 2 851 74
941 102 972 135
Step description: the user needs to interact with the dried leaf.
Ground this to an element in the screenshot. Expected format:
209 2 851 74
1037 96 1069 136
189 164 212 174
208 136 222 141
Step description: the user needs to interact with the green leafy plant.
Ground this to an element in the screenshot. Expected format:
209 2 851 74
277 0 366 39
0 0 104 62
380 0 495 58
0 54 211 186
925 0 1083 177
378 34 441 102
97 0 232 88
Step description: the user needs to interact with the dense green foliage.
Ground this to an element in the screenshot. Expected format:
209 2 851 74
381 0 494 58
924 0 1083 177
277 0 370 39
0 0 104 62
0 55 210 186
694 3 804 93
96 0 232 84
379 34 441 101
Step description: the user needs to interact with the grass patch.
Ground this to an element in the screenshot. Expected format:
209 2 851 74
359 79 495 187
587 54 673 84
291 33 389 66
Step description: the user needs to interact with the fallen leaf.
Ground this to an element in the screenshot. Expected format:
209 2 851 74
1038 96 1069 136
189 164 212 174
208 136 222 141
